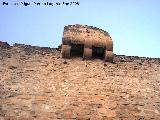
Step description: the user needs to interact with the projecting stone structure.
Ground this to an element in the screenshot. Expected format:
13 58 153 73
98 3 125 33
61 24 114 62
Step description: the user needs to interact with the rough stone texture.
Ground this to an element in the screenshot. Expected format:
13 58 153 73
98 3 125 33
62 24 113 61
63 24 112 47
0 43 160 120
0 41 10 49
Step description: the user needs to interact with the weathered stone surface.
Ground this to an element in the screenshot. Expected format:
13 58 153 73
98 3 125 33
0 41 10 49
0 43 160 119
97 107 116 118
61 24 114 62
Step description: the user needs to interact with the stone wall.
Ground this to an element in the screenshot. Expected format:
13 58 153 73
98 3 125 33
0 43 160 120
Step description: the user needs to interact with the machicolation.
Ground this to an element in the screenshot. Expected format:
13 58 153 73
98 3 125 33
61 24 114 62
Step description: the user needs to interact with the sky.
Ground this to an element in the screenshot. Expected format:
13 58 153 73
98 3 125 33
0 0 160 58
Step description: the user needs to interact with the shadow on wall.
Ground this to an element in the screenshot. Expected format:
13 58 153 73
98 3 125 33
70 44 105 60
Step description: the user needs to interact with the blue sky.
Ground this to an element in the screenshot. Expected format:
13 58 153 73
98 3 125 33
0 0 160 57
